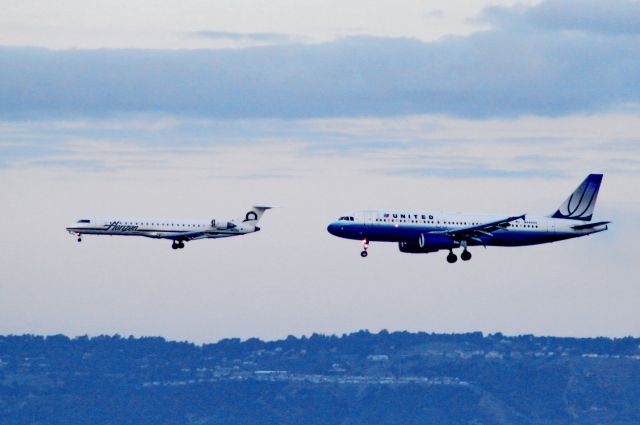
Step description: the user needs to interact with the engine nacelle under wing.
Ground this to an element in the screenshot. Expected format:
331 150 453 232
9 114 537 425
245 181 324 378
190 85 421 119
399 233 458 254
211 219 237 230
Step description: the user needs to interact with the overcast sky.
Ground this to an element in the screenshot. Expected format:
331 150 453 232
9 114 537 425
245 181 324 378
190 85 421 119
1 0 639 343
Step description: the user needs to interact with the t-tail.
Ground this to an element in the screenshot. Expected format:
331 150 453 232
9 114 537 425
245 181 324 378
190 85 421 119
239 206 272 229
551 174 603 221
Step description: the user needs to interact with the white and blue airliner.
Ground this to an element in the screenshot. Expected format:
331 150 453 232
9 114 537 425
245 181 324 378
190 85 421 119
327 174 609 263
67 206 272 250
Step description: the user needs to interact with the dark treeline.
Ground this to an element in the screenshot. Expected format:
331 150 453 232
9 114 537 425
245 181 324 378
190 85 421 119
3 330 638 355
1 331 639 424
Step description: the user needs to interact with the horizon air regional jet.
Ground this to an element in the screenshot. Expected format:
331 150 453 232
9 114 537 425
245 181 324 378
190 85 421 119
67 206 272 250
327 174 609 263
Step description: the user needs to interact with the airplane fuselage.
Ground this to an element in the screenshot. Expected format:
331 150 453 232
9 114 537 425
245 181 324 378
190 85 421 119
67 206 272 249
67 217 255 240
327 174 609 261
327 211 608 254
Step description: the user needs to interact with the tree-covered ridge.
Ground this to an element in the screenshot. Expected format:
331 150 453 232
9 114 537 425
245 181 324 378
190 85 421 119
1 331 639 424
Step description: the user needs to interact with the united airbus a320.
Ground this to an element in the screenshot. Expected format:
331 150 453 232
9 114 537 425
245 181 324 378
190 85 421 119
67 206 272 250
327 174 609 263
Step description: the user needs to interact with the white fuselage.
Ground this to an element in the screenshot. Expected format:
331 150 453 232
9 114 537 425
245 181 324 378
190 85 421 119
327 174 609 262
327 210 608 248
67 205 271 250
66 217 255 240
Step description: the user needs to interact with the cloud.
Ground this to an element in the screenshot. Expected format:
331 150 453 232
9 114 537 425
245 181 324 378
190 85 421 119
2 114 639 181
1 0 639 119
386 166 566 179
189 31 293 43
484 0 640 35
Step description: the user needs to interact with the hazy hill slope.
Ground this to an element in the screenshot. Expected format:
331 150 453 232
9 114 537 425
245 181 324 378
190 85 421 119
1 331 639 424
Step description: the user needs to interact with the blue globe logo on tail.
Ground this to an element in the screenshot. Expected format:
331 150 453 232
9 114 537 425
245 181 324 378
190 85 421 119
551 174 603 221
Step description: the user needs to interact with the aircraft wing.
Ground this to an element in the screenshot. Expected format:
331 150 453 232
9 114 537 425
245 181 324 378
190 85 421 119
156 230 230 241
433 214 526 241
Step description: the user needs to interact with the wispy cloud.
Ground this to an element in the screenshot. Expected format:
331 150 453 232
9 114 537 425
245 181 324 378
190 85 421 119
1 1 639 120
189 31 293 43
385 166 566 179
483 0 640 35
2 114 639 180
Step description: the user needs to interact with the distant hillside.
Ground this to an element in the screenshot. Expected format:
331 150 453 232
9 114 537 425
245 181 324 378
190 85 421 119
1 331 639 424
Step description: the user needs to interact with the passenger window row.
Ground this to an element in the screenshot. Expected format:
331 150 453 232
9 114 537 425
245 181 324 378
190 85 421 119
119 222 205 228
372 219 539 228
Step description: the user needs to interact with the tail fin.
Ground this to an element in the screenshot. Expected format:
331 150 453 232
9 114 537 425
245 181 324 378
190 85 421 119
240 206 272 225
551 174 603 221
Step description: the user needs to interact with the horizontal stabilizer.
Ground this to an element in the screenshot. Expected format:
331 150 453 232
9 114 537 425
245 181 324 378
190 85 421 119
572 221 610 230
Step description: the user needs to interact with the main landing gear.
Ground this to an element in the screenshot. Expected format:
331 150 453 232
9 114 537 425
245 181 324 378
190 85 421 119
446 249 472 263
446 239 472 263
360 238 369 257
76 233 82 243
446 250 457 263
171 240 185 250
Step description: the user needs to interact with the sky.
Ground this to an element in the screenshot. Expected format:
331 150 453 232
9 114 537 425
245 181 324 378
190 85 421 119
1 0 639 343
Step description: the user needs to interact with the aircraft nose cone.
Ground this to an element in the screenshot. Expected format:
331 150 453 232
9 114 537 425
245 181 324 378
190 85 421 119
327 222 341 236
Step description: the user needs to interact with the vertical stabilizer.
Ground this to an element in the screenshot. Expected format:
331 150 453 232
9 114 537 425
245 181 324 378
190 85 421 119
240 206 272 224
551 174 603 221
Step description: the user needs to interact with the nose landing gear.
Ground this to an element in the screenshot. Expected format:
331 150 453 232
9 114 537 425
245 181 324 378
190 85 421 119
360 238 369 257
76 233 82 243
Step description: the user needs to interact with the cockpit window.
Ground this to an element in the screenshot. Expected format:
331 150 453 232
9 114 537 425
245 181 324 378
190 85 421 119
77 219 91 223
339 216 348 221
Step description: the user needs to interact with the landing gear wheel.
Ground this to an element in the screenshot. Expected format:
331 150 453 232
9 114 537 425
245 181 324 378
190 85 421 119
172 242 179 250
461 250 471 261
446 251 458 264
360 238 369 258
77 237 82 243
178 241 185 249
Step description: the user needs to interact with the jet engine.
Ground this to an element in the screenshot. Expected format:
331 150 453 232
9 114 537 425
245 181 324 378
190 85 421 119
398 233 458 253
211 219 237 230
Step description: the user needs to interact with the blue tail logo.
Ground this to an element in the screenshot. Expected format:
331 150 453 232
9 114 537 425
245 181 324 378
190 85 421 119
551 174 603 221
